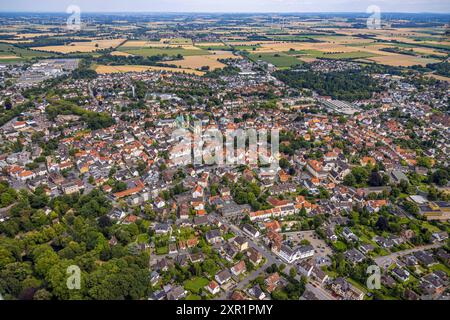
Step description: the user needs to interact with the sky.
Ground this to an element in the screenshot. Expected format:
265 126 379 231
1 0 450 13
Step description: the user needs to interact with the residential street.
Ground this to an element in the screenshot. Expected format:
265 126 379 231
305 283 337 300
374 242 444 269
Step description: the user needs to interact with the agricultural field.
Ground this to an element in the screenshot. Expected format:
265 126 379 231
364 55 441 67
110 51 133 57
120 40 199 50
286 49 378 60
248 52 302 68
167 50 240 71
31 39 126 53
195 42 231 50
117 46 209 57
160 37 193 45
425 73 450 82
237 33 448 67
0 42 51 62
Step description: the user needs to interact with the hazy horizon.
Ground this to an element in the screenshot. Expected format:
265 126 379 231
1 0 450 14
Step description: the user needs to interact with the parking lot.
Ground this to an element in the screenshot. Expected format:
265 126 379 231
285 230 333 259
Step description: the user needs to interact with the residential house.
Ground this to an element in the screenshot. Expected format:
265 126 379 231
215 269 232 285
242 224 260 238
231 260 246 277
206 280 220 295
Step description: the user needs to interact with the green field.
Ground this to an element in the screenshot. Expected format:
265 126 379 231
379 41 450 52
117 46 209 57
0 42 52 62
229 44 261 51
344 42 378 47
184 277 209 294
248 52 302 68
163 37 193 45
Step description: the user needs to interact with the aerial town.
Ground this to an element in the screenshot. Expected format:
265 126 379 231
0 8 449 302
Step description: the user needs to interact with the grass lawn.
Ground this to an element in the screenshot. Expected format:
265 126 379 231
186 294 202 300
223 232 235 241
184 277 210 294
155 246 168 255
398 217 411 224
332 240 347 252
346 278 368 293
118 46 209 57
136 233 149 243
430 263 450 276
177 227 196 240
420 221 441 233
248 52 302 68
323 268 338 278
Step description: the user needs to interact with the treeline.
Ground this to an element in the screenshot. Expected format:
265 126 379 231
16 37 90 48
0 101 33 127
426 61 450 77
274 68 381 101
71 59 97 80
95 53 180 68
380 47 416 56
204 65 240 78
0 181 17 208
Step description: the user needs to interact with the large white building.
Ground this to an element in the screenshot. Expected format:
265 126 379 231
277 244 315 264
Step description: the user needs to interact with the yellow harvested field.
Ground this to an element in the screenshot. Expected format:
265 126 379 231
425 73 450 82
32 39 126 53
167 50 239 70
0 55 19 59
122 40 201 50
320 37 376 45
410 47 448 57
15 32 59 39
227 40 268 46
0 39 34 44
95 64 204 75
196 42 228 47
121 40 164 47
366 55 440 67
110 51 133 57
297 56 317 63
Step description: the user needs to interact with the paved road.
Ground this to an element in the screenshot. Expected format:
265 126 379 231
305 282 336 300
0 203 15 215
374 242 444 268
215 260 270 300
